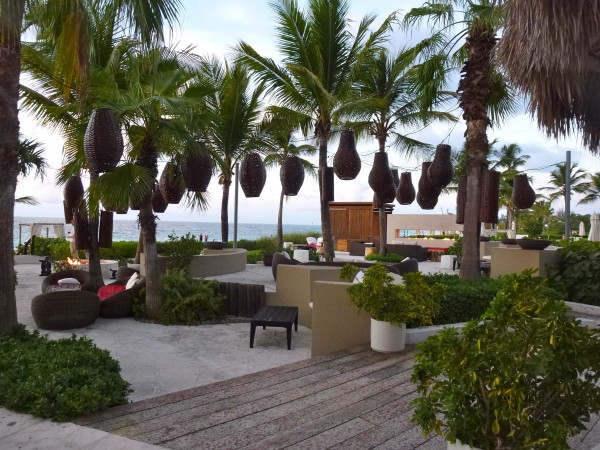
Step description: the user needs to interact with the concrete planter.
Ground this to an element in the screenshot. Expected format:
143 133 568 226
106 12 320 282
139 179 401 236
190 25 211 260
448 441 480 450
370 318 406 352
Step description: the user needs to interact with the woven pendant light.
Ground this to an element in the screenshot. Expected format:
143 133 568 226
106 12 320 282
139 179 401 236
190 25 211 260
151 185 168 213
427 144 454 189
512 173 536 209
456 176 467 224
99 210 113 248
103 198 128 214
129 197 141 211
417 162 441 210
479 169 500 224
73 210 90 250
332 129 361 180
63 201 73 224
83 108 124 173
374 180 396 204
391 168 400 188
64 175 84 212
368 152 395 202
182 147 213 192
396 172 416 205
240 152 267 198
321 167 334 203
160 162 186 204
280 155 305 196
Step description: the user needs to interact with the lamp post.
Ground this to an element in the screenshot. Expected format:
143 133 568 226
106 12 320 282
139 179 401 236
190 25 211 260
233 162 239 249
565 151 571 239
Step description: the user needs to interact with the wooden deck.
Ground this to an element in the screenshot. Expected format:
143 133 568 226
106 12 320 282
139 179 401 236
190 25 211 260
77 345 600 449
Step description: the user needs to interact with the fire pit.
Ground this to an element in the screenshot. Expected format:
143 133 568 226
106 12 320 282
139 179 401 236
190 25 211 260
67 258 119 279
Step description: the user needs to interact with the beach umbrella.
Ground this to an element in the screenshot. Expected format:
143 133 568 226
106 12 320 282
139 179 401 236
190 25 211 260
579 221 586 237
589 214 600 242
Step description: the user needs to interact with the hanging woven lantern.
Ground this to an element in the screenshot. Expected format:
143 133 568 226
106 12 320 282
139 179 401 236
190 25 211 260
129 197 142 211
160 162 186 204
512 173 536 209
63 175 84 212
151 185 168 213
332 129 361 180
479 169 500 224
73 210 90 250
103 198 128 214
427 144 454 189
391 168 400 188
417 162 441 210
321 167 334 203
456 176 467 224
83 108 124 173
63 201 73 224
280 155 305 196
240 152 267 198
374 181 396 204
396 172 416 205
181 146 213 192
368 152 395 202
99 210 113 248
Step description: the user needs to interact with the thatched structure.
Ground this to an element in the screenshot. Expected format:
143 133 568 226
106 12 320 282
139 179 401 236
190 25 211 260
498 0 600 151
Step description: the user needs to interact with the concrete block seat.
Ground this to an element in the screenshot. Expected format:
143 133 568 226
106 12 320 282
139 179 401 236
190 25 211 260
41 269 95 293
348 240 379 257
31 290 100 330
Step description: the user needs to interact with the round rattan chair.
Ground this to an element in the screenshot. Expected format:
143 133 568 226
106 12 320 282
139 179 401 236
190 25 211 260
115 266 139 281
31 290 100 330
99 278 145 318
41 269 93 293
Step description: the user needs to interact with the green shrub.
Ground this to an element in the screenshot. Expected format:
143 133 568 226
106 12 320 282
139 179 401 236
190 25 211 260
366 253 405 263
158 269 224 324
158 233 204 272
423 273 504 325
0 325 131 421
282 231 321 245
246 250 264 264
548 239 600 305
99 241 138 264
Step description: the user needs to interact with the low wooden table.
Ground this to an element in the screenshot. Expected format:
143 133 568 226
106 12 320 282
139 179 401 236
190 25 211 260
250 306 298 350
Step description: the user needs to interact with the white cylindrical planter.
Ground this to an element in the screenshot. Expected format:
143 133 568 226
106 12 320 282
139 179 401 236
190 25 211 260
293 249 309 262
370 319 406 352
440 254 456 270
448 441 481 450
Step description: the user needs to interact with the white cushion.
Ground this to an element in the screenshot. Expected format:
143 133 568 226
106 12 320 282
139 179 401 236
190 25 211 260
352 271 365 284
389 273 404 285
402 257 411 262
281 251 290 259
57 278 80 286
125 272 139 289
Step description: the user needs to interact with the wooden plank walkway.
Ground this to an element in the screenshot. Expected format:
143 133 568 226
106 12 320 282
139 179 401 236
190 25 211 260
77 345 600 449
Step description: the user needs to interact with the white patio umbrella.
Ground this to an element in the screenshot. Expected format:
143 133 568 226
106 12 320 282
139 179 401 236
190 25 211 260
589 213 600 242
579 221 586 237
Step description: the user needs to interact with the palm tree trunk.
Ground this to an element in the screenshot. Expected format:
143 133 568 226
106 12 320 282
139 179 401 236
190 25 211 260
0 0 25 333
140 197 160 319
86 171 105 292
134 230 143 264
221 179 231 243
277 189 284 248
318 136 334 260
458 26 496 280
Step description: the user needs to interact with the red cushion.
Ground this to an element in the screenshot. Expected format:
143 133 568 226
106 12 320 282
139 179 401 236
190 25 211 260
98 284 126 300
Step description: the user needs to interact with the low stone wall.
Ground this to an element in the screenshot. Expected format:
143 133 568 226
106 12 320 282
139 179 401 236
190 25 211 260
189 249 247 278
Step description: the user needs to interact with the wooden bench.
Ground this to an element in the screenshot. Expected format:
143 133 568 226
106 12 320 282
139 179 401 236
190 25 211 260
250 306 298 350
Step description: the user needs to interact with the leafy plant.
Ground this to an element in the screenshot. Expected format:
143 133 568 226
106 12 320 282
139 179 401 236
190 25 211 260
548 239 600 306
158 269 224 324
423 273 503 325
159 232 204 273
246 250 264 264
412 271 600 448
445 236 462 257
340 263 442 326
365 253 406 263
99 241 138 262
0 325 131 421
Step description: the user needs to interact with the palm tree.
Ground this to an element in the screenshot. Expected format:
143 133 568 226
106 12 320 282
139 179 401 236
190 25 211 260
15 136 48 205
579 172 600 206
541 162 589 213
1 0 180 333
195 58 266 244
404 1 515 280
354 47 457 254
235 0 394 260
489 143 529 230
498 0 600 153
261 112 317 247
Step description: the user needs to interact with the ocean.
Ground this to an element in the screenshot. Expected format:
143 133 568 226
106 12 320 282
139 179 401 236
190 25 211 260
14 216 321 249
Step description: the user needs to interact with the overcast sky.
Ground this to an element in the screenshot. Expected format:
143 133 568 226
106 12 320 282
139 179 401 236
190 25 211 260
15 0 600 224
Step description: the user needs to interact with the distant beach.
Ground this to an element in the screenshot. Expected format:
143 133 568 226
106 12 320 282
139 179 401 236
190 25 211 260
14 216 321 249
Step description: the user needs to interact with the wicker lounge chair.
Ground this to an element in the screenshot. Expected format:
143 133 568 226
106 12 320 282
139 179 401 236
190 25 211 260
41 269 94 293
31 290 100 330
115 266 139 281
99 277 145 318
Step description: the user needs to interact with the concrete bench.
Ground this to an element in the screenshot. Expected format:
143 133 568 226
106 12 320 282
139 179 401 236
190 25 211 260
250 306 298 350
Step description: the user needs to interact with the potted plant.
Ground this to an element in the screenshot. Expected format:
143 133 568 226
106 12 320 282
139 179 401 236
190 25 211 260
340 263 443 352
412 271 600 449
